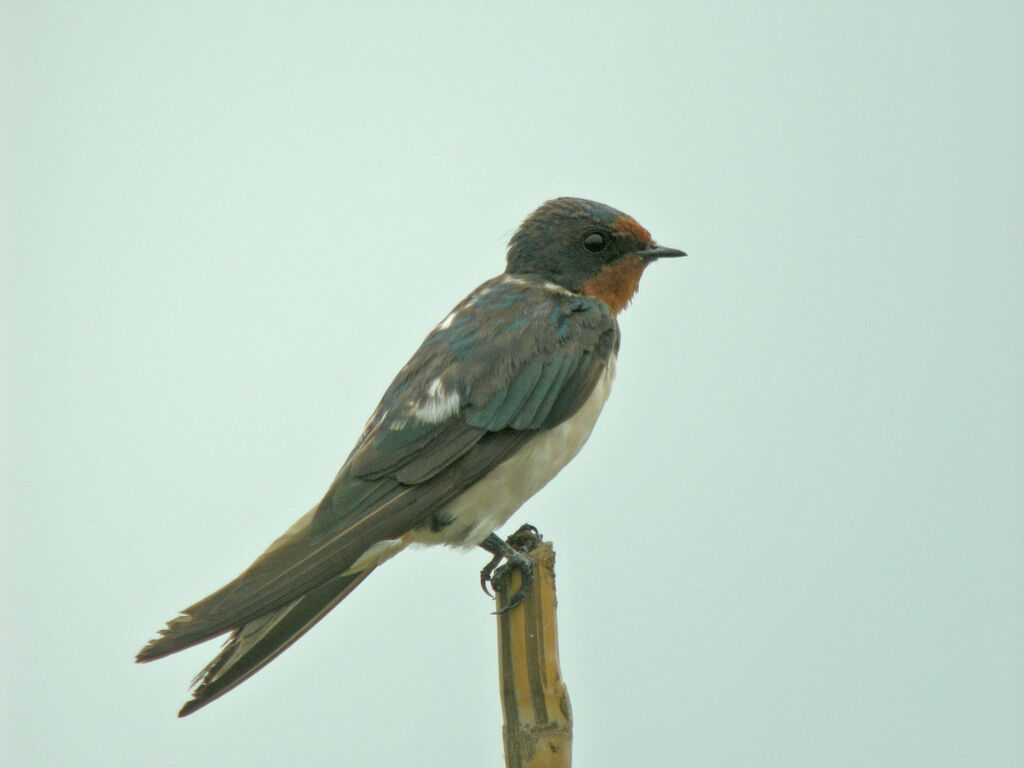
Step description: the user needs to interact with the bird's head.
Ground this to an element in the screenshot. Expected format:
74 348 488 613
505 197 685 314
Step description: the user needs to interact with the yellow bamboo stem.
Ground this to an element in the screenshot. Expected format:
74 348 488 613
494 535 573 768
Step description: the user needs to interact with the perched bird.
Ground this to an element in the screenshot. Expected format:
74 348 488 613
137 197 685 716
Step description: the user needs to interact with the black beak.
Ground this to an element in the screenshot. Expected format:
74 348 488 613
636 243 687 260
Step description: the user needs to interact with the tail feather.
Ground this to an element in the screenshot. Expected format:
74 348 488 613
175 568 374 717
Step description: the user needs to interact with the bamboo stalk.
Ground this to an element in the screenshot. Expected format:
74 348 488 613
494 531 573 768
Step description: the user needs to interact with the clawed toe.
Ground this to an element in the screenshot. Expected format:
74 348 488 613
479 552 503 598
476 525 542 612
491 554 534 615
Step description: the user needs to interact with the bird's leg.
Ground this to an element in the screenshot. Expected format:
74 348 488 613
478 527 537 597
477 524 541 613
478 539 505 598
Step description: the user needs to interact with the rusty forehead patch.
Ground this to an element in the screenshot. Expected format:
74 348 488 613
612 215 651 245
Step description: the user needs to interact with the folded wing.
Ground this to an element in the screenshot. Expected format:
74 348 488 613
137 275 618 713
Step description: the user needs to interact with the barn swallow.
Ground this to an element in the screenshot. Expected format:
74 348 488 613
137 197 685 716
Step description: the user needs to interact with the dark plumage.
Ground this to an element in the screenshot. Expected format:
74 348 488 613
137 197 684 716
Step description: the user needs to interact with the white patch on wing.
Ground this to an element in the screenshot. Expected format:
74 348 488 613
358 407 389 440
499 273 571 296
408 377 461 424
437 310 458 330
542 280 572 296
410 353 617 548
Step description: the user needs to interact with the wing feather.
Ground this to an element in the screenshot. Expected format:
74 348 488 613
138 275 618 670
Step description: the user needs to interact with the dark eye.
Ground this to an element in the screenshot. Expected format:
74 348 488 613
583 232 606 253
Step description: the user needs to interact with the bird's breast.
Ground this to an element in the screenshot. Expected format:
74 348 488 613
412 353 618 549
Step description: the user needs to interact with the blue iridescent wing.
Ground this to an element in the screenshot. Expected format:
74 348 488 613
138 275 617 661
314 275 618 532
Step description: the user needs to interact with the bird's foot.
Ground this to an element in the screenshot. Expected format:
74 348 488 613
478 524 541 614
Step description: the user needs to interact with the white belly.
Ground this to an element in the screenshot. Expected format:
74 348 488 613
345 354 616 573
414 352 617 548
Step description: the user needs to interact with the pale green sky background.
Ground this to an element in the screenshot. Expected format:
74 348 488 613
3 3 1022 766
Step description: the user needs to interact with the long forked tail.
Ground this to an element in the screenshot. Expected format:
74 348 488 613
169 568 374 717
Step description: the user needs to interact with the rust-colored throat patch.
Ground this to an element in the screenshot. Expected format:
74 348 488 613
580 255 650 315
